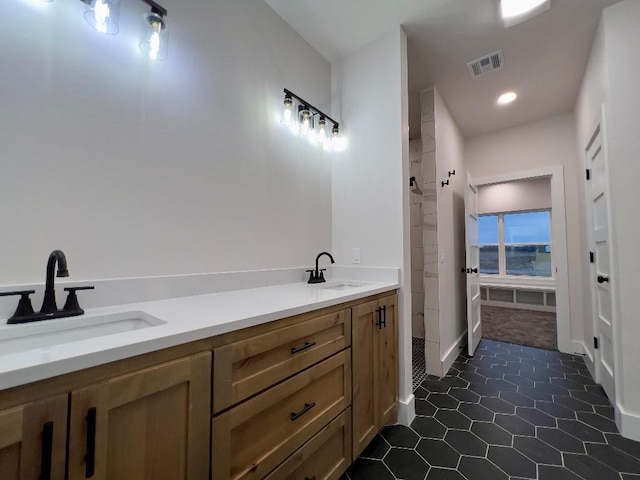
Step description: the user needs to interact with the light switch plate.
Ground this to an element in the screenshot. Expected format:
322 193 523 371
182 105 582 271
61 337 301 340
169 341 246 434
352 248 361 264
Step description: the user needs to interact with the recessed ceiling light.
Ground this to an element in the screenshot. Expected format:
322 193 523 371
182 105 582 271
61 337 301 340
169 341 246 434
497 92 517 106
501 0 550 27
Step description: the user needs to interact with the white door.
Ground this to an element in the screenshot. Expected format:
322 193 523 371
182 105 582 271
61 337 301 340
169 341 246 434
465 172 482 356
586 112 616 402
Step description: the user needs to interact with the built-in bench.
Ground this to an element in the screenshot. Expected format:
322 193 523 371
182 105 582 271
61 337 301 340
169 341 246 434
480 279 556 313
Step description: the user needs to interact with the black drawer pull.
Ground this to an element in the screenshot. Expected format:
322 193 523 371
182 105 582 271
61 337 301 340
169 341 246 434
305 477 317 480
290 402 316 422
291 341 316 355
40 421 54 480
85 408 97 478
597 275 609 284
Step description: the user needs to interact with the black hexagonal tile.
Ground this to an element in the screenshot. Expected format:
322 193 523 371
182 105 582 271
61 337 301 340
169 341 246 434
469 382 502 397
586 443 640 473
440 376 469 388
621 474 640 480
551 377 588 390
414 386 429 399
593 405 615 420
538 465 583 480
566 373 598 386
428 393 460 409
487 445 536 479
563 453 621 480
359 434 390 459
426 467 466 480
557 419 606 442
503 374 535 388
459 371 489 384
347 458 394 480
416 438 461 468
445 429 488 456
576 411 618 432
515 407 556 427
458 456 508 480
416 399 437 417
435 409 472 430
458 403 495 422
553 394 594 412
380 425 420 447
471 421 512 446
499 391 535 407
384 448 430 480
480 397 516 414
411 416 447 439
535 400 576 419
533 382 570 396
494 414 535 436
607 433 640 458
420 379 451 393
537 427 586 454
513 436 562 465
517 386 553 401
474 367 504 379
448 387 480 403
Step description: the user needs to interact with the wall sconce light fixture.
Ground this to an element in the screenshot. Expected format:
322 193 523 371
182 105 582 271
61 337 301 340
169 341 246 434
38 0 169 60
282 89 345 152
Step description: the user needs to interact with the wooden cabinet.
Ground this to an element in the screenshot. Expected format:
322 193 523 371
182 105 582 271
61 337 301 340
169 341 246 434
67 352 211 480
212 350 351 480
0 395 67 480
351 294 398 459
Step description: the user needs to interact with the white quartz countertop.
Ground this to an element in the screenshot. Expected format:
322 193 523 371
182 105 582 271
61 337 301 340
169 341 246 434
0 279 398 391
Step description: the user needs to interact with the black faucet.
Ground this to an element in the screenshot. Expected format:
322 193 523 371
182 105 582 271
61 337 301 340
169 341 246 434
307 251 335 284
0 250 94 324
41 250 69 314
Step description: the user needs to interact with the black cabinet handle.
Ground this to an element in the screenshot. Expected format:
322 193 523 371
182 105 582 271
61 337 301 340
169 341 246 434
597 275 609 284
291 341 316 355
85 408 97 478
470 268 478 274
375 307 383 329
40 421 54 480
305 477 317 480
290 402 316 422
382 305 387 328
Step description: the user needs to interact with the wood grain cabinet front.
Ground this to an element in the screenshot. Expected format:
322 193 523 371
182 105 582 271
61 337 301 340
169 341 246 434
213 309 350 414
67 352 211 480
0 395 67 480
211 350 351 480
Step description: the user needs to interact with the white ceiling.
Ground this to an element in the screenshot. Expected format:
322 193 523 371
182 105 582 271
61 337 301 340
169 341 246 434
265 0 620 138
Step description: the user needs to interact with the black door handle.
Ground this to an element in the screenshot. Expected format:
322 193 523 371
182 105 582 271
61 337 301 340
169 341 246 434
291 402 316 422
469 268 478 274
597 275 609 284
85 408 97 478
40 422 54 480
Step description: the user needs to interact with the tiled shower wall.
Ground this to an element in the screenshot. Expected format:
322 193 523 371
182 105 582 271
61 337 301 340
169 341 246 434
420 88 441 375
409 139 424 339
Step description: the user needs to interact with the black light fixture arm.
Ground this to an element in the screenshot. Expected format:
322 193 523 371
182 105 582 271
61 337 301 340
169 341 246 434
284 89 339 129
141 0 167 17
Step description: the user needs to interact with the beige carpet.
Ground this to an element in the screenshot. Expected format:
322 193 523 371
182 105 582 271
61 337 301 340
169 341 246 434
481 305 558 351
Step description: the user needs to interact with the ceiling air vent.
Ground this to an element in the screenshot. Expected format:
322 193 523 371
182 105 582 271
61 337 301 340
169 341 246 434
467 50 505 78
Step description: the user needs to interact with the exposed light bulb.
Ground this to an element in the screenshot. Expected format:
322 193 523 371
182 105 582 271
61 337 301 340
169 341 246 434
300 108 311 135
149 25 161 60
94 0 110 33
282 97 293 126
140 13 168 60
317 118 327 145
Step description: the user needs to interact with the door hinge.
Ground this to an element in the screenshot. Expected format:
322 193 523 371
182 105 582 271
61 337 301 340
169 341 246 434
590 251 595 264
586 169 591 180
594 337 599 350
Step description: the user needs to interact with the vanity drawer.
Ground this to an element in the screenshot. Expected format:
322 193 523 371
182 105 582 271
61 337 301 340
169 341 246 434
213 309 350 413
265 408 352 480
211 350 351 480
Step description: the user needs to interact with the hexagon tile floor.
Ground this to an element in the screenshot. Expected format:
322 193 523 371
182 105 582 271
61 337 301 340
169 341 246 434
341 339 640 480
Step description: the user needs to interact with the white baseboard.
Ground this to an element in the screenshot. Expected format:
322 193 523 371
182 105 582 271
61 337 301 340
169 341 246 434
441 330 467 376
397 394 416 427
616 403 640 442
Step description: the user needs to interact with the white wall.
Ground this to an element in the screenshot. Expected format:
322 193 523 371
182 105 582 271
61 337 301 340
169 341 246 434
600 0 640 438
0 0 333 285
434 89 466 369
479 178 552 215
332 27 413 423
465 114 586 348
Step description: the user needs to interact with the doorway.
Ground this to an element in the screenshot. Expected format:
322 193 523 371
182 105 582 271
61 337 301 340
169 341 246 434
472 166 572 354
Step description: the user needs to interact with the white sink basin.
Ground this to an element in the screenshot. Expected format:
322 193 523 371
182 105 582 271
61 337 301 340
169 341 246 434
312 281 370 291
0 312 165 355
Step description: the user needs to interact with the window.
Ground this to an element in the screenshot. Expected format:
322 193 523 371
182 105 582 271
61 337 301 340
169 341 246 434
479 210 552 277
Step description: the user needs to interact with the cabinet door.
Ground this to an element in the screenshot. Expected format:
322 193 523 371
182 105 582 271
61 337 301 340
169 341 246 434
68 352 211 480
377 295 399 427
0 395 67 480
351 300 378 459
